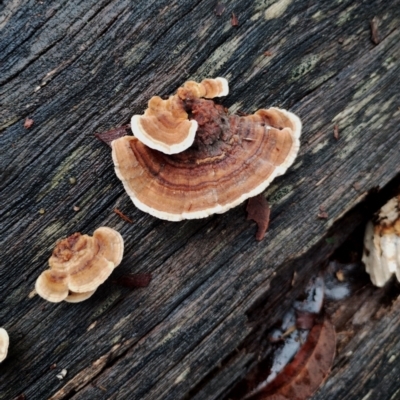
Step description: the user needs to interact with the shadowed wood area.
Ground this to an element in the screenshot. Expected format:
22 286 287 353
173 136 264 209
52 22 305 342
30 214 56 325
1 0 400 399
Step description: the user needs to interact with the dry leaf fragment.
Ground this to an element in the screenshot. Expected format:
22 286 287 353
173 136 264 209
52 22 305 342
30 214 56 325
336 270 345 282
250 319 336 400
95 125 130 147
333 124 339 140
215 2 225 16
114 273 152 288
231 12 239 26
370 17 380 45
113 208 133 224
246 195 271 241
264 51 273 56
24 117 34 129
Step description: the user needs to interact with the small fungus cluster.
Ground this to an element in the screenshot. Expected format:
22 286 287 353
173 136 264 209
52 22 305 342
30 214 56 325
35 227 124 303
363 195 400 287
112 77 302 221
0 328 9 363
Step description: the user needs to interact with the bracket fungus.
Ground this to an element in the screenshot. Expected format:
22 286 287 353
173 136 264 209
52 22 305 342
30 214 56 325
131 77 228 154
0 328 9 362
112 77 301 221
362 195 400 287
35 227 124 303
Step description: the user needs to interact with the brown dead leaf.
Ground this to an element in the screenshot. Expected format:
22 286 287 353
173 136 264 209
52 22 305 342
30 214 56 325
370 17 380 45
215 2 225 16
95 125 130 147
246 194 271 241
231 12 239 26
333 124 339 140
114 273 152 288
251 319 336 400
24 117 34 129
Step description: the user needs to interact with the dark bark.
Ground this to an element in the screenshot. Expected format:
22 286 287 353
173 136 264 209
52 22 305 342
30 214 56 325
1 0 400 399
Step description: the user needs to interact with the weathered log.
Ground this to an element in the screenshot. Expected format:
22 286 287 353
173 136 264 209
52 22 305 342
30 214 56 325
1 0 400 399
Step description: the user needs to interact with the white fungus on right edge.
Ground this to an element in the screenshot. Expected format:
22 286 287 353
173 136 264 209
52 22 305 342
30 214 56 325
362 195 400 287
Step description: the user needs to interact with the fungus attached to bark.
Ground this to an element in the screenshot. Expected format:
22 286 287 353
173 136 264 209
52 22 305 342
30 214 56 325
35 227 124 302
0 328 9 362
362 195 400 287
112 78 301 221
130 77 229 154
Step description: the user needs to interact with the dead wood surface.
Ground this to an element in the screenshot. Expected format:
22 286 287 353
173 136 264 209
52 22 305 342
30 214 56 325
1 0 400 399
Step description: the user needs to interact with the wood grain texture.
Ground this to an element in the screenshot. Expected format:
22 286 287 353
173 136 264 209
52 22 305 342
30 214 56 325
1 0 399 399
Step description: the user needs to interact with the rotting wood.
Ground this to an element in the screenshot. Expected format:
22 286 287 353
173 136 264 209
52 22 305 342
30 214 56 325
1 0 400 399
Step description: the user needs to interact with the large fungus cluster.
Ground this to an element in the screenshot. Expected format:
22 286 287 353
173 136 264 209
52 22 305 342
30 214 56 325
35 227 124 302
363 195 400 286
112 77 302 221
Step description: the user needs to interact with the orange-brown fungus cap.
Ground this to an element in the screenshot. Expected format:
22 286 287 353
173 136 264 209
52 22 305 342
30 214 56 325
0 328 9 363
35 227 124 303
112 92 301 221
131 77 229 154
176 77 229 100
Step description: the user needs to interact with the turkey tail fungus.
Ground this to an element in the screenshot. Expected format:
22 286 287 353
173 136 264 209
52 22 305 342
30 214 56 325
112 78 302 221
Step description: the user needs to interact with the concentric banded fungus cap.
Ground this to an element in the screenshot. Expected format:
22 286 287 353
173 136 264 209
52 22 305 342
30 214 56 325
0 328 9 362
35 227 124 302
112 87 301 221
131 77 229 154
363 195 400 287
176 77 229 100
